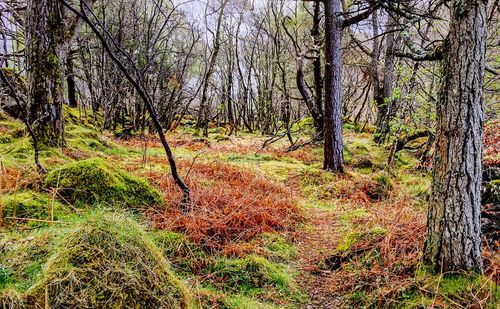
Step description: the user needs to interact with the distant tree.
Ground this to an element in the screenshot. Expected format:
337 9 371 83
197 0 229 137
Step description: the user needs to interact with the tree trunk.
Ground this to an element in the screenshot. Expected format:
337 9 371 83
423 0 487 273
26 0 67 146
312 1 324 134
374 15 398 144
66 52 77 108
323 0 344 173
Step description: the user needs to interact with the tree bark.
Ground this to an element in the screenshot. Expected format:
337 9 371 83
312 1 324 134
26 0 67 146
323 0 344 173
423 0 487 273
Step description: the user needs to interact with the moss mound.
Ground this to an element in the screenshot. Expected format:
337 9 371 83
0 231 52 295
3 213 193 308
43 158 162 207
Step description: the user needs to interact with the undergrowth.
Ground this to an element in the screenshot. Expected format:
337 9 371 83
146 160 303 253
1 109 498 308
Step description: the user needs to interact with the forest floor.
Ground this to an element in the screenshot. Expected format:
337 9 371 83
0 109 499 308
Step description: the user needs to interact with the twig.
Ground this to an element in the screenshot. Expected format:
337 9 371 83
5 217 66 224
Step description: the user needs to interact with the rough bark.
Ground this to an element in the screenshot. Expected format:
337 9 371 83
423 0 487 273
26 0 66 146
323 0 344 173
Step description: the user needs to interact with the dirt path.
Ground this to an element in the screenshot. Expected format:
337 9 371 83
295 208 345 308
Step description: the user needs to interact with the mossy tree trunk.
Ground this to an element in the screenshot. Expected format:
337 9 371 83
423 0 487 273
26 0 67 147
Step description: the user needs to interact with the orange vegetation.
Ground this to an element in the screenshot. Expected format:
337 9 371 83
484 119 500 167
145 160 303 253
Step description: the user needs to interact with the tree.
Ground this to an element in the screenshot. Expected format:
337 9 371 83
323 0 344 172
196 0 229 137
60 0 191 212
322 0 377 172
25 0 89 146
25 0 66 146
423 0 487 273
372 14 399 144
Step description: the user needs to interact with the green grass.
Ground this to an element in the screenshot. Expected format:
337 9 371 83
2 191 70 227
205 254 304 303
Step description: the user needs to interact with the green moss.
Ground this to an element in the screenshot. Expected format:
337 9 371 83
223 153 305 182
336 208 387 252
291 117 314 132
205 255 303 302
395 267 500 308
340 208 369 225
46 53 59 66
0 137 32 159
222 294 280 309
371 173 394 199
1 68 26 92
258 233 297 263
0 230 55 294
400 174 431 204
336 226 387 253
43 158 162 208
2 191 68 226
150 230 206 274
0 211 194 308
227 153 277 162
394 150 419 169
343 134 387 169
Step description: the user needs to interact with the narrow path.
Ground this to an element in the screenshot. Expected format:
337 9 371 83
295 208 345 308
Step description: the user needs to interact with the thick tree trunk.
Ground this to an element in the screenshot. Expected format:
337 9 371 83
423 0 487 273
323 0 344 173
26 0 67 146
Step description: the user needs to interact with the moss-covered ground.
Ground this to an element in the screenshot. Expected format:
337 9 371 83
0 110 498 308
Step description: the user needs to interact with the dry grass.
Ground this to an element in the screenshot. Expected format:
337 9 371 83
327 198 426 295
484 119 500 167
0 165 42 194
145 160 303 254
